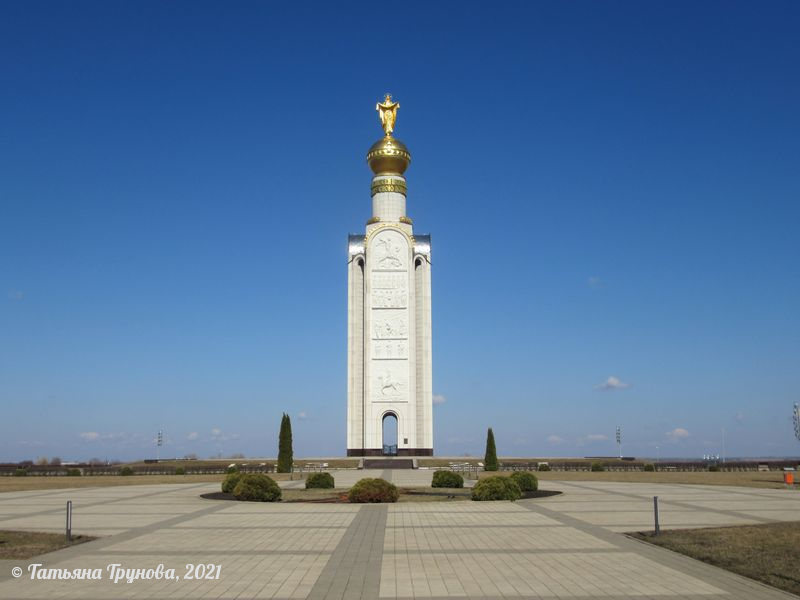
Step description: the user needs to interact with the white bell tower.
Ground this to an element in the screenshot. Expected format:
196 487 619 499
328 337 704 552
347 95 433 457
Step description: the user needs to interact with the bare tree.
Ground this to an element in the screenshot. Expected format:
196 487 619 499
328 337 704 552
49 457 62 466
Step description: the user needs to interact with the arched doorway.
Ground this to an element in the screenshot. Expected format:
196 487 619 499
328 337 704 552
382 412 398 456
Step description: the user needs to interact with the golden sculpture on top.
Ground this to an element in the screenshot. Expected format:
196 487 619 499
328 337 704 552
376 93 400 136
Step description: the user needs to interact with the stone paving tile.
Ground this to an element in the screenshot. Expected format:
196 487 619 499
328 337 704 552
380 551 726 598
385 525 614 552
1 479 799 599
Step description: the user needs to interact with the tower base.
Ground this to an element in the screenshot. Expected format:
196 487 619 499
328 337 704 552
347 448 433 457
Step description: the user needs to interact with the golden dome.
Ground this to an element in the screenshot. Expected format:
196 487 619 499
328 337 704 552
367 135 411 175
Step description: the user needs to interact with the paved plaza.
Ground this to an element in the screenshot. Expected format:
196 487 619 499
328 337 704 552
1 471 799 599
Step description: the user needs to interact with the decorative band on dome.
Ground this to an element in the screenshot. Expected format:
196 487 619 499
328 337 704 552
371 178 407 197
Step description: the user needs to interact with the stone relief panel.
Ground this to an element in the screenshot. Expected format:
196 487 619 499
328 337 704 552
372 311 407 340
371 362 409 401
371 230 408 271
373 340 408 360
371 273 407 308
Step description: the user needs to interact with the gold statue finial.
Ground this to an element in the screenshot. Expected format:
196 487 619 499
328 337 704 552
376 93 400 136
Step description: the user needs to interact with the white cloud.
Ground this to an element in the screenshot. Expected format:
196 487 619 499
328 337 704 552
298 411 308 420
79 432 100 441
210 427 238 442
433 394 446 405
666 427 689 440
186 432 199 441
546 435 563 444
585 434 609 442
595 376 630 391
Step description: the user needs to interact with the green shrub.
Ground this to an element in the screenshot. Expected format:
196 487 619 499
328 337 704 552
66 468 81 476
119 466 134 476
509 471 538 492
277 413 294 473
306 472 335 489
431 471 464 488
14 468 28 477
348 478 399 503
232 473 281 502
175 467 185 475
708 465 720 472
537 463 551 472
472 476 522 501
221 472 242 494
226 465 239 474
590 462 605 472
643 463 655 472
484 427 498 471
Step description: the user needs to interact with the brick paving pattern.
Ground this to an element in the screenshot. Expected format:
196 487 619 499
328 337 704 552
1 472 798 598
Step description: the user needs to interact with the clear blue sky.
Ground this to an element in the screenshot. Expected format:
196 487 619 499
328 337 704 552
2 1 799 462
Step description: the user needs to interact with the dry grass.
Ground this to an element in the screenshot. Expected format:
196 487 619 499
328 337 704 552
0 530 95 559
631 522 800 596
0 472 300 493
476 470 787 489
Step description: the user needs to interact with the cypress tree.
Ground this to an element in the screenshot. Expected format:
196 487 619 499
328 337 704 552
484 427 498 471
277 413 294 473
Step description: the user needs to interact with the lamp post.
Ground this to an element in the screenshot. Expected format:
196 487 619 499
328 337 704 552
616 426 622 459
157 429 163 462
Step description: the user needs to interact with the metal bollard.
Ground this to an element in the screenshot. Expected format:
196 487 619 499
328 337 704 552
653 496 660 536
66 500 72 542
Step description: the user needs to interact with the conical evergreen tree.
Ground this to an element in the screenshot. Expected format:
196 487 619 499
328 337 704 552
484 427 498 471
277 413 294 473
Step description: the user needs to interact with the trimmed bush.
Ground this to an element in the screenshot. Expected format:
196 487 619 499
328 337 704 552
472 476 521 501
432 471 464 488
590 462 605 472
643 463 655 472
348 478 399 503
484 427 498 471
14 468 28 477
119 466 134 476
306 472 335 489
232 473 282 502
175 467 185 475
510 471 538 492
221 472 242 494
226 465 239 474
537 463 551 472
66 468 81 476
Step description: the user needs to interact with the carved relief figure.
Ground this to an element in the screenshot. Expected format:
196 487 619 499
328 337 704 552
373 341 407 359
372 288 407 308
373 316 407 339
379 371 401 396
375 237 403 269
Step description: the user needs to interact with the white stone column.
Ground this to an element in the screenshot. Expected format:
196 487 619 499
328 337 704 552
371 175 407 222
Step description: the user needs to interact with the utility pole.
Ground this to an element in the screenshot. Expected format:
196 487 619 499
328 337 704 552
616 426 622 459
157 429 163 461
722 427 726 464
793 403 800 443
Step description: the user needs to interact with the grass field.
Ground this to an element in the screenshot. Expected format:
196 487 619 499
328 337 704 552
477 470 789 489
0 530 94 559
1 469 790 493
631 522 800 596
0 472 299 493
277 487 471 503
